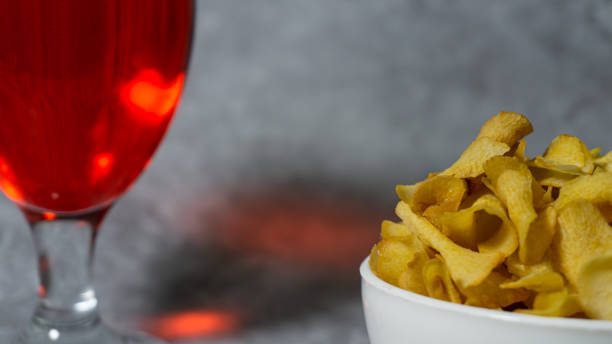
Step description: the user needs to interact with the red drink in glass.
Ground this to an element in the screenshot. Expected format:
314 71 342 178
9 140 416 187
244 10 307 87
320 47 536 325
0 0 194 213
0 1 194 342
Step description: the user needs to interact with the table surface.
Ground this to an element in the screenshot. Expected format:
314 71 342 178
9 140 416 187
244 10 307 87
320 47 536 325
1 1 612 343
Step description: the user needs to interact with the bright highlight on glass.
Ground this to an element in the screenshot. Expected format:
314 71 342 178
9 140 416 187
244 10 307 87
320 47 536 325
122 69 186 118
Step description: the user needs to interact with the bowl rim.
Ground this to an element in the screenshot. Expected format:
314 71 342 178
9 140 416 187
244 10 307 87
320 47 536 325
360 256 612 331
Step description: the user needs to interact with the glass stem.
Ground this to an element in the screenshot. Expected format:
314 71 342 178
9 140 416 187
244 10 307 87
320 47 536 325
27 211 105 329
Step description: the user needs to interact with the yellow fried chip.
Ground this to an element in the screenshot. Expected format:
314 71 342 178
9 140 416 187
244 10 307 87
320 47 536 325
369 240 416 285
381 220 431 258
397 248 429 296
396 201 504 289
517 287 582 317
533 135 594 175
422 256 462 304
477 223 518 258
461 270 530 309
395 183 419 205
553 199 612 287
522 206 557 265
511 139 528 162
529 166 577 188
505 252 534 277
553 172 612 222
500 265 565 293
397 265 428 296
438 194 517 258
397 251 431 297
370 112 612 320
576 252 612 320
408 175 467 227
397 251 431 296
553 172 612 206
505 252 560 276
437 194 503 249
380 220 412 240
374 221 431 295
476 111 533 147
503 236 565 292
396 176 467 214
484 156 539 263
532 184 548 212
441 137 510 178
594 149 612 172
500 271 564 293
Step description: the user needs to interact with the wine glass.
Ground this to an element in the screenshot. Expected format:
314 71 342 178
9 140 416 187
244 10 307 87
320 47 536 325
0 1 194 343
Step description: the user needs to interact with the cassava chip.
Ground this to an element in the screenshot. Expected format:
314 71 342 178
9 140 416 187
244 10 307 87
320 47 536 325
397 265 428 296
397 250 431 296
503 253 565 293
483 156 539 263
591 147 602 159
438 194 517 258
369 111 612 320
553 171 612 208
500 270 564 293
576 252 612 320
594 150 612 172
461 270 530 309
369 240 416 285
406 175 467 227
477 222 518 258
553 199 612 287
517 287 582 317
476 111 533 147
529 166 577 188
512 139 528 162
380 220 412 240
382 221 431 260
375 221 431 295
441 137 510 178
395 183 419 205
505 252 561 279
422 256 462 303
396 201 504 289
500 261 565 293
532 135 594 174
522 206 557 265
398 256 431 296
553 172 612 222
370 240 412 283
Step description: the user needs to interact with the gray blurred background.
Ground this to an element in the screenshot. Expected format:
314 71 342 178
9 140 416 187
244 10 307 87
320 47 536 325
1 1 612 343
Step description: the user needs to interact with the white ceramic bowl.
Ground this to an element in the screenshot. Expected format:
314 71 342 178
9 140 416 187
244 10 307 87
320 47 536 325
360 257 612 344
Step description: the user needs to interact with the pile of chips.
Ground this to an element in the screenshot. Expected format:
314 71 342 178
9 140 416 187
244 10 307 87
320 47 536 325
370 112 612 320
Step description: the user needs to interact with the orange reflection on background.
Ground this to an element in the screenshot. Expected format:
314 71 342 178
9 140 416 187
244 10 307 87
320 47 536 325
122 69 184 118
206 190 382 272
144 310 239 341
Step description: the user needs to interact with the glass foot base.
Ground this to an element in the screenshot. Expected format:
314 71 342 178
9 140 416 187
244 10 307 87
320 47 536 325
13 319 166 344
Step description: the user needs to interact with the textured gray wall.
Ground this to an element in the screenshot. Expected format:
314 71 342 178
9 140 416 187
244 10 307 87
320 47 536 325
1 1 612 343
